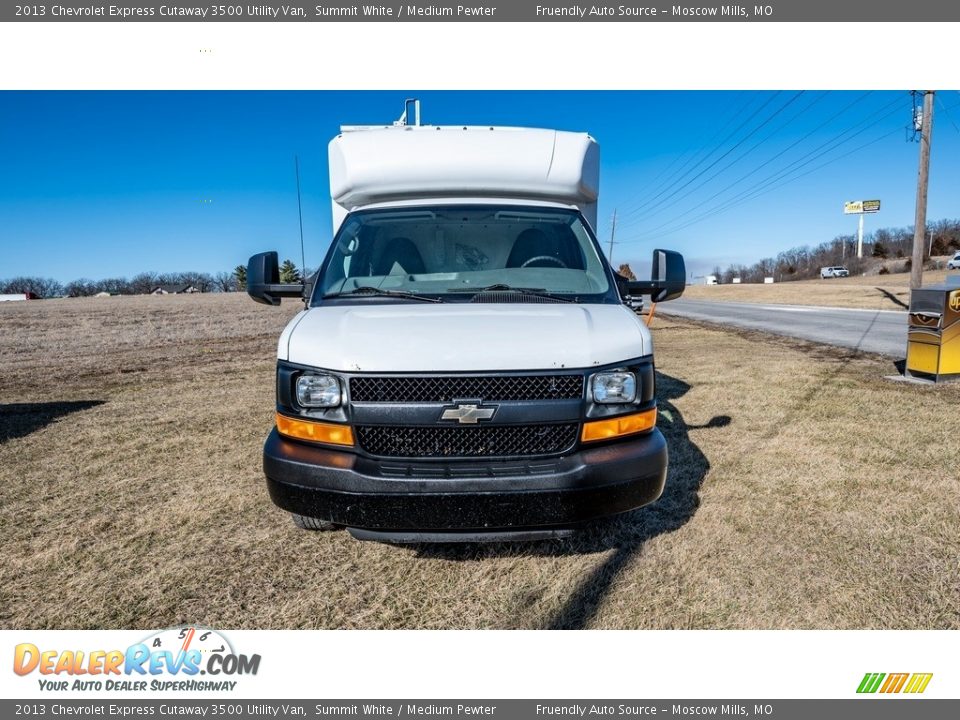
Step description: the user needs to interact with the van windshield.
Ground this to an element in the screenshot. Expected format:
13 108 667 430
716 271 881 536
317 205 613 303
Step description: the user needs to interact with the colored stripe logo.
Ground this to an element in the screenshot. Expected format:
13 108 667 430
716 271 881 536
857 672 933 694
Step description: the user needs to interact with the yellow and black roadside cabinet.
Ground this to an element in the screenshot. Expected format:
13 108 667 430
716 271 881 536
906 282 960 382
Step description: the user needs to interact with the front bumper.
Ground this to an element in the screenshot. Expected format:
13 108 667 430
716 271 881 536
263 427 667 534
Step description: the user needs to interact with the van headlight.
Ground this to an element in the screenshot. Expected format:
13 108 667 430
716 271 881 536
591 371 637 404
296 374 342 408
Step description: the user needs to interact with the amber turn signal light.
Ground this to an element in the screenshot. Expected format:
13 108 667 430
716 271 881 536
581 408 657 443
276 413 354 447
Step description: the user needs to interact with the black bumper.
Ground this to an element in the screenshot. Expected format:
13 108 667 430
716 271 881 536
263 428 667 533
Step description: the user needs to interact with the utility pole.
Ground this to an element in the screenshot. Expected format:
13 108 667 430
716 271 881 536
608 208 618 265
911 90 934 290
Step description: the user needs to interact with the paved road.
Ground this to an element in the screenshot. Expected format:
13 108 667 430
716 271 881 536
658 299 908 357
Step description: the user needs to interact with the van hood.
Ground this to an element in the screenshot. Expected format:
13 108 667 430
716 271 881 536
281 303 651 372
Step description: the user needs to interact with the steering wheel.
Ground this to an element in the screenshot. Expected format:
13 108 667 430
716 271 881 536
520 255 568 269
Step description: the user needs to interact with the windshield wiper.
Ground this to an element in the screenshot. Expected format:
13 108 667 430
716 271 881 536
323 286 443 303
446 284 578 303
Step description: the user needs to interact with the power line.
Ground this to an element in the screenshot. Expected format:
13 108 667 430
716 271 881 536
936 96 960 135
616 92 784 222
615 91 869 236
614 90 822 233
618 92 806 225
609 92 760 226
627 124 899 243
610 91 757 222
725 128 901 219
618 94 906 244
622 125 902 245
623 95 895 241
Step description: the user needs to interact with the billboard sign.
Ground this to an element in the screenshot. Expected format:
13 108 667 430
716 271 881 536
844 200 881 214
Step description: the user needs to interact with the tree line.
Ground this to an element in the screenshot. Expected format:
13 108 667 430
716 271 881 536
709 218 960 284
8 219 958 299
0 259 306 299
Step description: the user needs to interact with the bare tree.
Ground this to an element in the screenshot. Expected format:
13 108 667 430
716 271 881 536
712 218 960 283
96 278 130 295
617 263 637 281
180 271 214 292
1 276 65 298
129 272 159 294
214 271 237 292
64 279 98 297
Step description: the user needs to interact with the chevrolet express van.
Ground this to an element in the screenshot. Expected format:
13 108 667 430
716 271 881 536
246 114 685 542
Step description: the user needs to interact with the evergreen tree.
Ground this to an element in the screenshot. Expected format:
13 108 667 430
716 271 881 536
279 259 302 284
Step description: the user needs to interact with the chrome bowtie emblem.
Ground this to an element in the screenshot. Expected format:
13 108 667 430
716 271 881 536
440 403 498 424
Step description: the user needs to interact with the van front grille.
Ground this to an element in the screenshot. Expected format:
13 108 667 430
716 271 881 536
356 423 579 458
349 375 583 403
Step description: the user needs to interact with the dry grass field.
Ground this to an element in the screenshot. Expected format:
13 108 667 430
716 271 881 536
1 293 958 629
683 266 955 310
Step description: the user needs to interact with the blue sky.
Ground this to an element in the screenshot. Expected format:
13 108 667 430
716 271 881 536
1 90 958 282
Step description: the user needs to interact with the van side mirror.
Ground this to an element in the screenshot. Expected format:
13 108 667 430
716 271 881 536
625 249 686 303
247 251 305 306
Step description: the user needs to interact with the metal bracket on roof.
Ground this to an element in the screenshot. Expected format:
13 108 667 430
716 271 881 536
393 98 421 127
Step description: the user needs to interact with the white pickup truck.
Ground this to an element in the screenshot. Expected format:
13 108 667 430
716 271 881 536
246 110 685 542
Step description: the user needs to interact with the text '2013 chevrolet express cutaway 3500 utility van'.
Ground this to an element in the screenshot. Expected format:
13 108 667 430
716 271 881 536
246 108 686 542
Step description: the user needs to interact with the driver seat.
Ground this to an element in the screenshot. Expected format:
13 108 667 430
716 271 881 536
372 237 426 276
506 228 582 269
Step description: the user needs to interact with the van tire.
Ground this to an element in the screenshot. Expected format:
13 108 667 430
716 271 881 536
290 513 338 531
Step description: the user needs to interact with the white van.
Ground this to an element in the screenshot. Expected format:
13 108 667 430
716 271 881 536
246 113 685 542
820 266 850 278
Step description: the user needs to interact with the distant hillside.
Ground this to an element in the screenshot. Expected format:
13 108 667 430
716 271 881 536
712 218 960 283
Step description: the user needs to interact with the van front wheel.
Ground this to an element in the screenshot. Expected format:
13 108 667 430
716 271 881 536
290 513 338 531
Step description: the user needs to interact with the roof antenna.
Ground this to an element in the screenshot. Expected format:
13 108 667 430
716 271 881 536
294 155 306 282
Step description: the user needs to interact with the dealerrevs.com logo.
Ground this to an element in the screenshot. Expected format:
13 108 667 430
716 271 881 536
857 672 933 694
13 626 261 693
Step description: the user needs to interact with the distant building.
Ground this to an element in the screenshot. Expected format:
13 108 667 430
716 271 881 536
150 284 200 295
0 292 38 302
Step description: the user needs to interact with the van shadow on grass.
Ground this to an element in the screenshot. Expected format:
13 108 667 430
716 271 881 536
0 401 105 443
414 372 730 629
